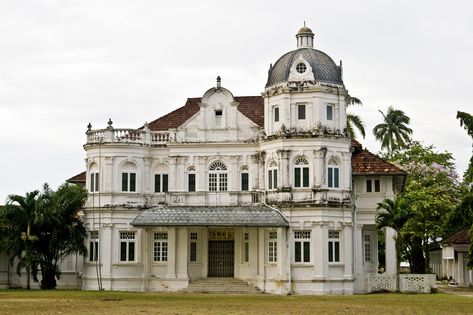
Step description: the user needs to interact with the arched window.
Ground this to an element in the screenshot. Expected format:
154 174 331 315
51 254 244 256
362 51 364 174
294 157 309 188
268 160 278 190
208 161 228 191
121 162 137 192
327 156 340 188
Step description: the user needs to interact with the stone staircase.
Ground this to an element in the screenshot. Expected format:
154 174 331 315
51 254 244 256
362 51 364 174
181 277 262 294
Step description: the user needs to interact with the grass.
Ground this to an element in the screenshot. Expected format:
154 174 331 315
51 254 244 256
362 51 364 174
0 289 472 315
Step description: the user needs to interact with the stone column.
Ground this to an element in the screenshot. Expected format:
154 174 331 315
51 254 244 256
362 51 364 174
176 227 188 279
458 252 465 286
385 227 397 275
168 158 177 193
277 227 287 280
313 147 327 187
176 157 186 191
143 157 152 194
230 156 239 191
353 224 363 276
141 228 149 292
104 156 113 193
258 228 265 282
250 154 259 190
198 157 207 192
166 227 176 278
313 222 328 279
343 223 353 279
277 149 291 189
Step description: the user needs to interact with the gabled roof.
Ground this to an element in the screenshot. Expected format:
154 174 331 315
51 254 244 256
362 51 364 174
443 229 470 246
66 171 86 184
147 96 264 131
351 143 405 176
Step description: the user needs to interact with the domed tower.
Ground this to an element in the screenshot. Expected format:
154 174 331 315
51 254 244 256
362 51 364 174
263 24 347 136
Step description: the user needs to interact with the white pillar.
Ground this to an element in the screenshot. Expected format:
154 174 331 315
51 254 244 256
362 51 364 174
277 227 287 280
385 227 397 275
353 225 363 275
166 228 176 278
141 228 149 292
313 223 328 279
458 252 464 286
176 227 188 279
343 223 353 279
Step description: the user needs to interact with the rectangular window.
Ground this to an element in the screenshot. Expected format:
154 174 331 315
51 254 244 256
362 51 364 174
219 173 227 191
364 234 371 262
188 173 196 192
122 173 128 191
122 172 136 192
215 110 223 126
120 231 136 262
327 104 333 121
129 173 136 192
153 232 168 262
243 233 249 263
294 231 311 263
328 230 340 263
89 231 99 262
295 167 310 188
328 167 340 188
274 107 279 122
241 173 249 191
367 179 381 193
155 174 168 193
189 232 198 263
298 104 306 120
374 179 380 192
209 173 217 191
268 231 277 263
268 169 277 190
90 173 99 192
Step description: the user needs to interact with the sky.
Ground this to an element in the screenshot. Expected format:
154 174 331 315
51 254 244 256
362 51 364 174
0 0 472 203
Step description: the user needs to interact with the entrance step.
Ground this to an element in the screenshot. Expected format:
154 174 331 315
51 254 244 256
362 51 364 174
181 277 262 294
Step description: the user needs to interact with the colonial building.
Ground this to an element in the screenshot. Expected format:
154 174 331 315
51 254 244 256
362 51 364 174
78 25 405 294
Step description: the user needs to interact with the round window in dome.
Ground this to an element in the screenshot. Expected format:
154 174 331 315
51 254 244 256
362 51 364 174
296 62 307 74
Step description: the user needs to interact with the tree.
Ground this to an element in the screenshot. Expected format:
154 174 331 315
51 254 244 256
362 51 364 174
346 96 366 139
1 191 41 290
0 183 88 289
376 198 412 273
373 106 413 157
457 111 473 183
389 142 460 273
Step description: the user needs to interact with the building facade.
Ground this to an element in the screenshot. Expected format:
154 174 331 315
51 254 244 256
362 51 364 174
79 26 405 294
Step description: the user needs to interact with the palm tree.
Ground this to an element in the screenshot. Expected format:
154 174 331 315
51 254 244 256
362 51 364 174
346 96 366 139
457 111 473 183
376 198 412 273
3 191 41 290
373 106 413 157
347 113 366 139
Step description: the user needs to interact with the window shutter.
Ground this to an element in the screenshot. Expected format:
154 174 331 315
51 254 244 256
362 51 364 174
294 168 301 187
303 167 309 187
155 174 161 193
130 173 136 192
122 173 128 191
163 174 168 192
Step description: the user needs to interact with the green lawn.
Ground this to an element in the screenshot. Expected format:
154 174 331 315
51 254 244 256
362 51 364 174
0 290 472 315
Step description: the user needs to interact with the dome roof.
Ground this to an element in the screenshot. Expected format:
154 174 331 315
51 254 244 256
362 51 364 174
266 48 343 87
297 26 314 35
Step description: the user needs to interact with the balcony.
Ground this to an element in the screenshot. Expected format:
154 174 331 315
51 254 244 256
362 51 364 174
265 188 352 206
85 121 171 146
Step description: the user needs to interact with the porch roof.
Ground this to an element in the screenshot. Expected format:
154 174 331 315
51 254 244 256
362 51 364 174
131 206 288 227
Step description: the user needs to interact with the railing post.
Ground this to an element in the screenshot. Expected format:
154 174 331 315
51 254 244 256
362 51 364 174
104 118 114 142
143 122 151 145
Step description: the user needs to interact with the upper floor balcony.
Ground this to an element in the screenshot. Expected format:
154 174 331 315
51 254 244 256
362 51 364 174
85 120 171 146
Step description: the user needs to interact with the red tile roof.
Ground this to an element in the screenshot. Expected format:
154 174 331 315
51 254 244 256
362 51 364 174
147 96 264 131
351 146 405 176
67 171 86 184
443 229 470 246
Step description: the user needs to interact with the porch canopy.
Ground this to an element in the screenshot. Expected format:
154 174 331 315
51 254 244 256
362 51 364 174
131 206 288 227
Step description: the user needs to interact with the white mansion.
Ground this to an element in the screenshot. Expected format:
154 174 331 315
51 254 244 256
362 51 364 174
70 25 406 295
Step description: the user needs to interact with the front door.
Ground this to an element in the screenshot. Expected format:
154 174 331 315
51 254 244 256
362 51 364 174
208 240 234 277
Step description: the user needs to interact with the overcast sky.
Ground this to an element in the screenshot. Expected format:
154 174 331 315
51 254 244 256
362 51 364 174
0 0 472 203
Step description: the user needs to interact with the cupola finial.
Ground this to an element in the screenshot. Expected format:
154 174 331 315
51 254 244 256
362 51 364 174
216 76 221 88
296 23 314 48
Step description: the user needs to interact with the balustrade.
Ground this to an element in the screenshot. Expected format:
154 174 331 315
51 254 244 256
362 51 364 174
86 127 170 145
